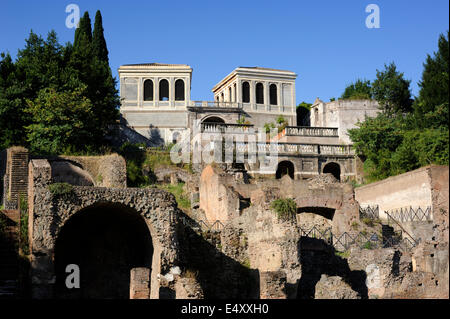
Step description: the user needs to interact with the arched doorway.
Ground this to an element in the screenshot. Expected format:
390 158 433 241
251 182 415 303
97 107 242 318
323 162 341 181
202 116 225 124
54 203 153 299
276 161 294 179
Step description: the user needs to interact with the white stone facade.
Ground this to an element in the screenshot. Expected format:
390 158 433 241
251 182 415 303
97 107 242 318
118 64 298 144
212 67 297 120
310 98 380 144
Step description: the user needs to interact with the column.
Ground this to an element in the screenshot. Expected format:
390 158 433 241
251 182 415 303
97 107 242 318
170 77 175 108
264 81 270 111
250 80 256 110
277 82 282 111
154 77 159 107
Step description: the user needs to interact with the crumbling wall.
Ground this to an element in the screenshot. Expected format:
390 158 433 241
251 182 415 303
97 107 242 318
2 147 29 209
28 159 180 299
199 165 241 223
60 154 127 188
355 166 438 219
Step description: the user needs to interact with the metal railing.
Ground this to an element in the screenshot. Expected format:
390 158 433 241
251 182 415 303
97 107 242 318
176 214 416 251
359 205 380 220
386 206 432 223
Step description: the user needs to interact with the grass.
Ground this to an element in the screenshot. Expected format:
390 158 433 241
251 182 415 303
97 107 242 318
48 183 74 196
157 182 191 211
270 198 297 221
335 250 350 259
241 258 251 269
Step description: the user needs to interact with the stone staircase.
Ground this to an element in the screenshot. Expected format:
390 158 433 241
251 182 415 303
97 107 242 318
0 209 20 299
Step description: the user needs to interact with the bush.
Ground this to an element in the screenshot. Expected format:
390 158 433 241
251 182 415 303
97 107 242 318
270 198 297 221
48 183 74 196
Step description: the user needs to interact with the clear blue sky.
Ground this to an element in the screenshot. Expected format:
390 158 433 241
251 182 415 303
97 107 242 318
1 0 448 104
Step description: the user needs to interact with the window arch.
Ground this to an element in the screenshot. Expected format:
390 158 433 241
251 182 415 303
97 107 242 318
228 87 232 102
256 83 264 104
323 162 341 181
276 161 294 179
159 79 169 101
143 79 154 101
269 84 277 105
175 79 185 101
242 82 250 103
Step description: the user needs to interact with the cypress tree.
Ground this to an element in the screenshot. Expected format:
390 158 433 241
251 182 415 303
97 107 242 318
92 10 109 63
74 11 92 50
414 31 449 117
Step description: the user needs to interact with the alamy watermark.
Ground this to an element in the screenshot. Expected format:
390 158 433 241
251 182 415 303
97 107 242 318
366 4 380 29
65 4 80 29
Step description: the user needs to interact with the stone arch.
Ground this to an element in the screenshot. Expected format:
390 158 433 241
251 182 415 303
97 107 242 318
269 84 277 105
323 162 341 181
276 160 295 179
144 79 154 101
159 79 169 101
50 161 95 186
255 82 264 104
175 79 185 101
28 161 180 299
54 202 153 299
201 116 225 124
242 81 250 103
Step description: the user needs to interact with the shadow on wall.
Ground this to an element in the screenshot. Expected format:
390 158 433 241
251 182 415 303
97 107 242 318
177 215 260 299
294 237 368 299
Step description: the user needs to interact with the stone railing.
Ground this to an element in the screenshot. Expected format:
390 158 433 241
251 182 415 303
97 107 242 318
191 101 242 108
234 142 354 156
284 126 339 137
319 145 355 156
201 123 254 134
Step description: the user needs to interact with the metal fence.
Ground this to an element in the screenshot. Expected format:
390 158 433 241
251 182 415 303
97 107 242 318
298 225 416 252
386 206 432 223
176 214 417 251
359 205 380 220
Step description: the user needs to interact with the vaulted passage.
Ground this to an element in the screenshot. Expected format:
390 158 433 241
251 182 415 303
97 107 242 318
54 203 153 299
323 162 341 181
276 161 294 179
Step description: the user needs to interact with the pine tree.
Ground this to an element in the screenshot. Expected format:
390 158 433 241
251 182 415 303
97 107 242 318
92 10 109 63
414 31 449 118
371 62 413 115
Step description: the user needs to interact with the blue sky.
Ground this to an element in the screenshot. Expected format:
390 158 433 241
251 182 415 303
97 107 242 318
0 0 448 104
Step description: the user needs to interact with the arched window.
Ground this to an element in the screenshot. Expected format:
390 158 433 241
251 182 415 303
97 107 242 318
256 83 264 104
269 84 277 105
323 162 341 181
229 87 232 102
159 79 169 101
175 79 185 101
242 82 250 103
143 79 154 101
276 161 295 179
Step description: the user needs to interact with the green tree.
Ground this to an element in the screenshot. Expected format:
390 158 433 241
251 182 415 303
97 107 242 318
414 31 449 124
296 102 311 126
341 79 372 100
74 11 92 49
25 86 95 155
92 10 109 63
371 62 413 115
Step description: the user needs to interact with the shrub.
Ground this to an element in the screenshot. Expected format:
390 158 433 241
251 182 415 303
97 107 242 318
270 198 297 221
49 183 74 196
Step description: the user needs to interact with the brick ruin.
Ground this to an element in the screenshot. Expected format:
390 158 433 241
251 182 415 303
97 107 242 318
0 146 448 299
